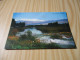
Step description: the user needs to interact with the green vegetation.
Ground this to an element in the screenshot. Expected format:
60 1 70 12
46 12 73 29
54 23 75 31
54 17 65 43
5 38 76 49
19 30 35 41
62 32 72 37
5 39 62 49
50 34 62 39
6 29 63 49
11 19 25 27
5 19 76 49
11 19 71 33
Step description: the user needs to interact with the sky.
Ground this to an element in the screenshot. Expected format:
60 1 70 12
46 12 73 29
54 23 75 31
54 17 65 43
13 12 68 25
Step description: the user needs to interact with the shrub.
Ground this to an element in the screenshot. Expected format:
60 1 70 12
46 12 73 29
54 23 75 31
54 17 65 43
50 34 62 39
19 30 36 41
5 39 19 49
26 30 35 41
27 30 32 37
45 43 61 49
19 34 27 40
17 28 25 32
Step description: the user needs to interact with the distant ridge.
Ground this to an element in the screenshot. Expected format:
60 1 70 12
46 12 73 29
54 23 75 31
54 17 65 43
15 19 68 25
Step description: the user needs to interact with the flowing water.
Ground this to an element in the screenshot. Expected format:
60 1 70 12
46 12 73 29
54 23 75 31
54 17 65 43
16 27 75 48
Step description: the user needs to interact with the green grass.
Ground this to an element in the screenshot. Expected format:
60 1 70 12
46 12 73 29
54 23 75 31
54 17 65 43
5 39 62 49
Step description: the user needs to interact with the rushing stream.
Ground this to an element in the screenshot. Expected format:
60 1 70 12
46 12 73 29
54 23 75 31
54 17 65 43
16 27 75 48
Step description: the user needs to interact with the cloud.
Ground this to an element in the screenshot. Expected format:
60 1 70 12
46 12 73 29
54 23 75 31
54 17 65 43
15 19 45 22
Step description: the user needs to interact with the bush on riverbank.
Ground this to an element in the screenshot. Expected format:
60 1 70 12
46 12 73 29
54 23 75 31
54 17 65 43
50 34 62 39
19 30 36 41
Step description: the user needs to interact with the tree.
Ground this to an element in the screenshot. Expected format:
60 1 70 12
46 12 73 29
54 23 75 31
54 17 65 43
20 35 27 40
11 19 16 27
19 30 35 41
48 22 58 26
27 30 32 37
16 22 25 27
26 30 35 41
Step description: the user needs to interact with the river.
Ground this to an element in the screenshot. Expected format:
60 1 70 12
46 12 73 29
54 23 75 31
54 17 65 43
16 27 75 48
